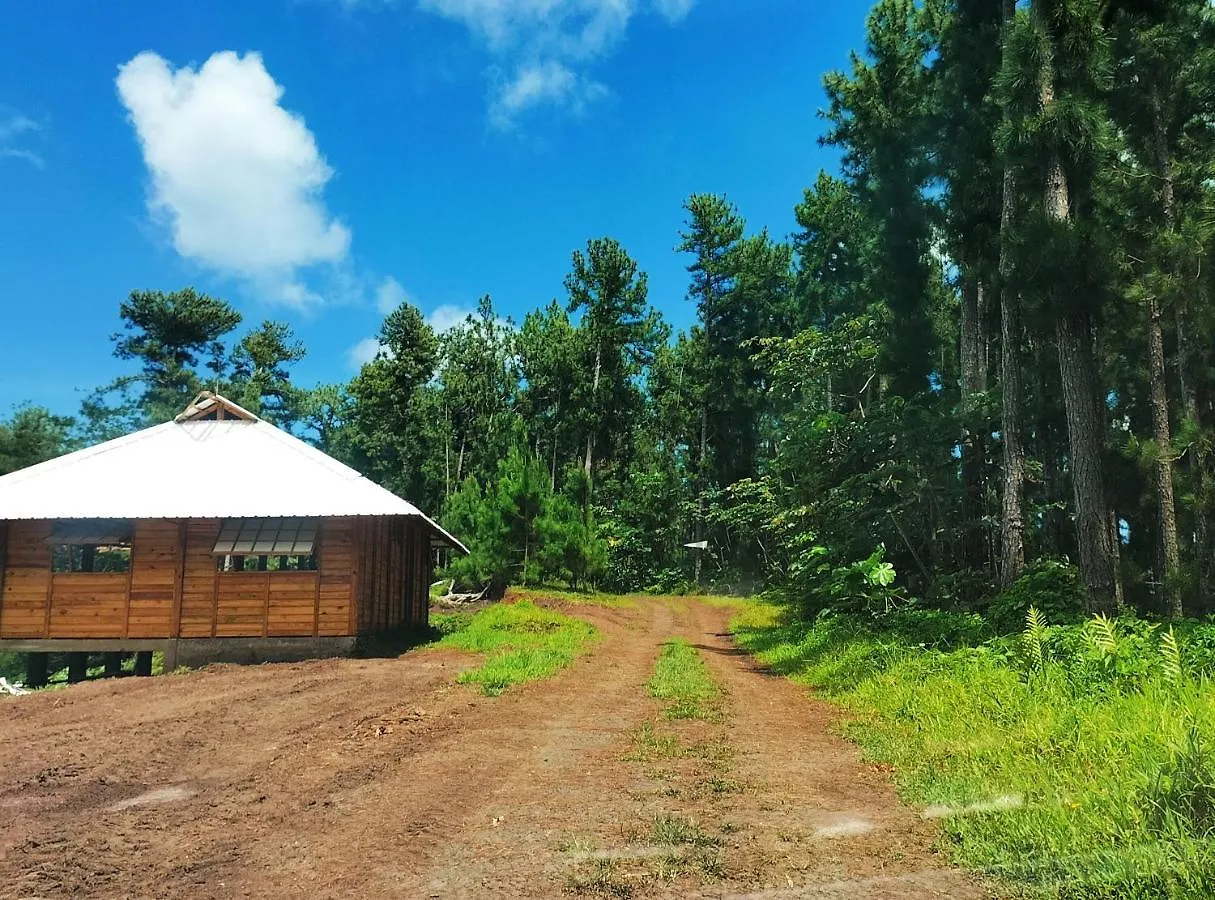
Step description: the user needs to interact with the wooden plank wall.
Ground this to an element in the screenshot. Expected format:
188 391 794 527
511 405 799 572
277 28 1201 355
49 575 127 638
0 521 51 637
0 517 361 641
180 519 221 638
126 520 180 638
318 517 355 636
352 516 430 635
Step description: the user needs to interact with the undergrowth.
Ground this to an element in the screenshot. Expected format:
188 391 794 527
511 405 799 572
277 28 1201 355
731 601 1215 897
433 600 597 696
646 639 723 721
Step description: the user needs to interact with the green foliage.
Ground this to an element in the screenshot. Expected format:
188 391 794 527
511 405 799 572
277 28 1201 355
733 601 1215 896
441 451 607 594
988 560 1087 634
647 639 723 721
227 320 307 426
106 287 243 423
0 406 74 475
432 600 597 695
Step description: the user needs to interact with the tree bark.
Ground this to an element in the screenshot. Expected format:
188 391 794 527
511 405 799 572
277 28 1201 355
1151 86 1207 608
1036 4 1122 612
1144 87 1183 617
1056 310 1123 613
584 341 602 494
997 0 1026 589
960 275 990 572
1147 294 1182 616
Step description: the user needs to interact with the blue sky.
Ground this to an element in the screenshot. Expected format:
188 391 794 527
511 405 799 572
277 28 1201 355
0 0 867 417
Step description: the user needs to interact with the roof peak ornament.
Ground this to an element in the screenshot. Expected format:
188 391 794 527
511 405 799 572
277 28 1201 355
176 391 259 423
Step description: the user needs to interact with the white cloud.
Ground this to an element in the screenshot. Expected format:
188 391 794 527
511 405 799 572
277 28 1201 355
375 275 411 314
417 0 694 126
348 336 385 367
650 0 693 22
0 107 44 168
427 304 475 333
491 61 606 128
116 51 351 308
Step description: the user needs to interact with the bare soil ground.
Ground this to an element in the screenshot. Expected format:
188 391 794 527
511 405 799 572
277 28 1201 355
0 598 989 898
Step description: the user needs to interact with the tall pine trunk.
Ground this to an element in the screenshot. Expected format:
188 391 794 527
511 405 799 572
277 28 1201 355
584 341 602 494
998 0 1026 589
1147 292 1181 616
1038 11 1121 613
1146 87 1182 617
960 275 990 573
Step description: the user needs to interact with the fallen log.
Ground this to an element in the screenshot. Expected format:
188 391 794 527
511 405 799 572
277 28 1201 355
0 677 30 696
435 580 489 605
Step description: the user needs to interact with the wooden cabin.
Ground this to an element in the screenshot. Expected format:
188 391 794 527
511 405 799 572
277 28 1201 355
0 393 465 676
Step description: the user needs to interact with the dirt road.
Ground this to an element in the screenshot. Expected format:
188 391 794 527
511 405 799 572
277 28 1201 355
0 598 986 898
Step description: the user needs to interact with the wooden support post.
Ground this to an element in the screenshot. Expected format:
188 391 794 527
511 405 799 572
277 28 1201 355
67 652 88 684
134 651 153 677
104 652 124 677
26 652 48 688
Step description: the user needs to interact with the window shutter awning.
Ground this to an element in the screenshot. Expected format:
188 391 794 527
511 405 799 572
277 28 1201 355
46 520 135 545
212 518 318 555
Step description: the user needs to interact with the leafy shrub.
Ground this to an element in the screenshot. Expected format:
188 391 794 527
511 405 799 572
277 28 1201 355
986 559 1085 634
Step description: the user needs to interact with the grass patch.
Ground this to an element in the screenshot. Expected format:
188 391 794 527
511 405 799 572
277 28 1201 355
649 814 720 848
625 722 684 761
564 858 635 898
434 600 597 696
506 587 637 608
647 639 723 721
731 600 1215 897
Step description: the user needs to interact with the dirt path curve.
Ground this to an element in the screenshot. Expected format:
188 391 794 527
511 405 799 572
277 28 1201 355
0 598 987 898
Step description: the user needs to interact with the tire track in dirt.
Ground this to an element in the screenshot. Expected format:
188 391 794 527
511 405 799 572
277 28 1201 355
673 600 988 899
0 598 987 898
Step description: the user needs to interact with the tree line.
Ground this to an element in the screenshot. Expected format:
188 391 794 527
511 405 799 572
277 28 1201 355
4 0 1214 620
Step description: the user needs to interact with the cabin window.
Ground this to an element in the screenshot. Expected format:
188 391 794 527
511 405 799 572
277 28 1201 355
48 520 134 573
216 554 317 573
52 544 132 573
212 518 318 556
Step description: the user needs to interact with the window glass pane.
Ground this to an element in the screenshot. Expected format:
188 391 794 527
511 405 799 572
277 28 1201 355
52 544 130 573
92 546 131 573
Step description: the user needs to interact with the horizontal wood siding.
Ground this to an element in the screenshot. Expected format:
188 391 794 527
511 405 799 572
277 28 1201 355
180 519 221 638
267 572 318 637
0 521 51 637
126 520 180 638
318 517 355 637
0 516 362 641
49 574 128 638
216 573 269 637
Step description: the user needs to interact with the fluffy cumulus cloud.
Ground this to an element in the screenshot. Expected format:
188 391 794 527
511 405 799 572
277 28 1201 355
426 303 475 333
348 336 385 367
417 0 695 126
374 275 411 314
116 51 351 307
0 107 44 167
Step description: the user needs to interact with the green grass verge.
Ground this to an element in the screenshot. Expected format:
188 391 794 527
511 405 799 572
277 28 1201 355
731 601 1215 898
647 639 723 721
433 600 598 696
505 586 637 608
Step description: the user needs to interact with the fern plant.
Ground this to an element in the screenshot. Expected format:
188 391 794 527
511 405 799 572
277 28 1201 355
1161 627 1184 688
1085 614 1121 658
1023 606 1047 675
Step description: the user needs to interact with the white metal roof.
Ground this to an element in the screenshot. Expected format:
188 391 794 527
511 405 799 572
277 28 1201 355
0 401 466 553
